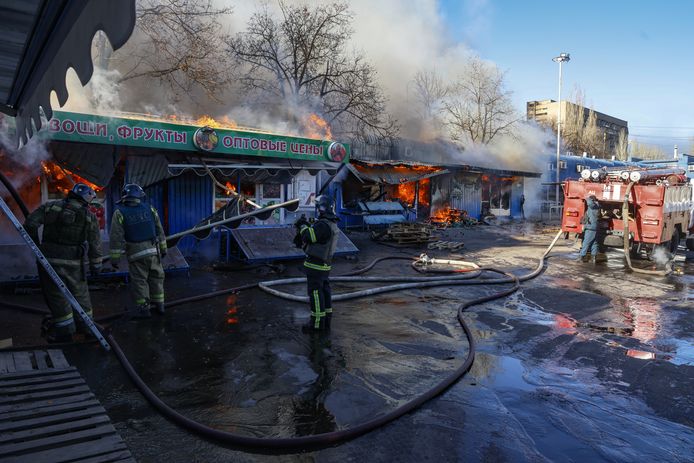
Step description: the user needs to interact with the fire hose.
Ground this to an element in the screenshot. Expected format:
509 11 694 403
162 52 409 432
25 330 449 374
622 181 673 276
1 171 571 450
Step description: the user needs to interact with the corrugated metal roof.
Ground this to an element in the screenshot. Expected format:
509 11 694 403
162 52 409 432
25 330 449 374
127 154 171 188
351 160 449 184
351 137 542 178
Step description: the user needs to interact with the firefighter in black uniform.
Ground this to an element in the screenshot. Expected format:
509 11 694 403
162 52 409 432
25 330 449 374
294 195 340 332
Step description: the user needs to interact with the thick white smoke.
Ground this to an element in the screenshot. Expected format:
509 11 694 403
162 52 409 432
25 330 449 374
57 1 554 171
0 116 50 188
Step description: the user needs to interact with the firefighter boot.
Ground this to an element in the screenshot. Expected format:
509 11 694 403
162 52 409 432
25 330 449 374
153 302 165 315
132 303 151 320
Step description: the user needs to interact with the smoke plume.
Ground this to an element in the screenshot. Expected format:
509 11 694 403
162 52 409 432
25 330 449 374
58 1 554 170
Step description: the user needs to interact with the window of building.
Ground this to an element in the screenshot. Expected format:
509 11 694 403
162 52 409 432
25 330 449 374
576 164 584 173
559 161 567 169
213 177 256 212
547 162 555 171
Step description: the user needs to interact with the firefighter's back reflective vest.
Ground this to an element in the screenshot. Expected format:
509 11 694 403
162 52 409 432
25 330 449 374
40 199 90 260
116 202 157 243
305 218 339 264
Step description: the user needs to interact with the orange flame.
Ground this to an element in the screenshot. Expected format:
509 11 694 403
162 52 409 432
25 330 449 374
430 207 468 225
193 115 238 129
224 181 237 196
40 161 103 194
389 177 430 206
304 113 333 140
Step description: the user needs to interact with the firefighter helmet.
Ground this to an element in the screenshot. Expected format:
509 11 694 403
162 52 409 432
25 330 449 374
69 183 96 204
121 183 146 200
314 195 335 217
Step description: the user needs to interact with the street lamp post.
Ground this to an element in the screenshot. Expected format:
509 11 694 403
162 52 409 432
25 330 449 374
552 52 570 207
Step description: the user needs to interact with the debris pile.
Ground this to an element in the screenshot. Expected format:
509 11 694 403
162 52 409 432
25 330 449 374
371 222 436 246
428 208 478 228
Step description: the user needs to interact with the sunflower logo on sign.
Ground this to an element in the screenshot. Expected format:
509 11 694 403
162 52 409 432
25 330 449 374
193 126 219 151
328 142 347 162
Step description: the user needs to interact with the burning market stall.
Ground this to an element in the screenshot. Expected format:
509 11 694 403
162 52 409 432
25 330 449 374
340 160 448 229
430 167 541 224
0 110 356 280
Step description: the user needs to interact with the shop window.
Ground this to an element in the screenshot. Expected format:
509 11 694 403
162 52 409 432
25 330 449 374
261 183 281 199
213 178 256 212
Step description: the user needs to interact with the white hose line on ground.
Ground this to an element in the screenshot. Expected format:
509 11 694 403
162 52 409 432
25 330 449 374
259 231 566 303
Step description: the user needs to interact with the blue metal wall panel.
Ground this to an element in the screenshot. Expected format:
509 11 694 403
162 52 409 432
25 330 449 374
510 181 523 217
144 183 164 216
167 173 213 251
462 184 482 219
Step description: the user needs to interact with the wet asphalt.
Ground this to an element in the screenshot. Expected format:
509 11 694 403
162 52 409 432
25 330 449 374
1 222 693 462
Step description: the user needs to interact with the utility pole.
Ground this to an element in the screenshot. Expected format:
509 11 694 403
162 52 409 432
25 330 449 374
552 53 570 206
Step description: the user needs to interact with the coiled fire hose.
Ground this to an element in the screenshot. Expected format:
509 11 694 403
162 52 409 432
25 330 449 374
2 172 567 451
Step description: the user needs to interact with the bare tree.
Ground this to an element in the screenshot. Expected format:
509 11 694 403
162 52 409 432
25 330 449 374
115 0 232 102
412 70 448 120
410 69 448 138
615 129 629 160
443 57 518 145
226 1 396 139
630 140 667 160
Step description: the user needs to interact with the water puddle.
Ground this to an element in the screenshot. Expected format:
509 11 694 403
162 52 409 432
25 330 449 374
473 353 535 392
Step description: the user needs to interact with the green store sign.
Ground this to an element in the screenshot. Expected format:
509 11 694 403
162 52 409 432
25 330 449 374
41 111 349 163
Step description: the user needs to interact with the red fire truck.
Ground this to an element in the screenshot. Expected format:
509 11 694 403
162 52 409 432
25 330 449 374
561 167 694 258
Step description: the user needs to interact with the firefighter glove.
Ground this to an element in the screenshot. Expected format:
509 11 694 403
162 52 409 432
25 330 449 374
294 216 309 229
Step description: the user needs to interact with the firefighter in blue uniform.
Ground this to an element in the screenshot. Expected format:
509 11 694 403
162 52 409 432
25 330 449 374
579 194 601 262
294 195 340 332
109 184 167 318
24 183 102 342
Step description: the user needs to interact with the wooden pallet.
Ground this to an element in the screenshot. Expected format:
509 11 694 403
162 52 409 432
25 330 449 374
0 350 135 463
373 223 436 246
427 240 465 250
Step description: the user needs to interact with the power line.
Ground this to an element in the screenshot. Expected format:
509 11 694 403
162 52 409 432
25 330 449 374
630 134 693 139
630 125 694 129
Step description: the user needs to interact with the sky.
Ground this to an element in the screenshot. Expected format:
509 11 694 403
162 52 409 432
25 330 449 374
438 0 694 153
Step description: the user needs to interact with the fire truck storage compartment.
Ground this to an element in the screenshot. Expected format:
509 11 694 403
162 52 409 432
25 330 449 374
562 170 693 249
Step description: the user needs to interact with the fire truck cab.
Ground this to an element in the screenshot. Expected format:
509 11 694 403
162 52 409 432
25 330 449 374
561 167 694 258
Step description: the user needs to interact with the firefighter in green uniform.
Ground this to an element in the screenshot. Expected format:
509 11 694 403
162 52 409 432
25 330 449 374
109 184 167 319
294 195 340 332
24 183 102 343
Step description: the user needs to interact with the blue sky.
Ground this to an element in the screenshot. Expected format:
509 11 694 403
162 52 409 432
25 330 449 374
438 0 694 152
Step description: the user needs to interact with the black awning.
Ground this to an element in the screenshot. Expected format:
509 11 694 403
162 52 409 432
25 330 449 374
0 0 136 145
50 141 118 187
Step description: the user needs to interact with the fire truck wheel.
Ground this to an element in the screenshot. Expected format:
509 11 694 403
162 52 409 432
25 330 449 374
668 231 681 254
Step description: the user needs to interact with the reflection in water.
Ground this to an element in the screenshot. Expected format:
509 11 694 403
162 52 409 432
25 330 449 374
293 333 338 436
550 295 690 363
226 294 239 326
619 298 661 343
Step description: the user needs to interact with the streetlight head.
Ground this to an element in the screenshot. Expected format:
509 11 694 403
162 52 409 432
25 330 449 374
553 52 571 63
